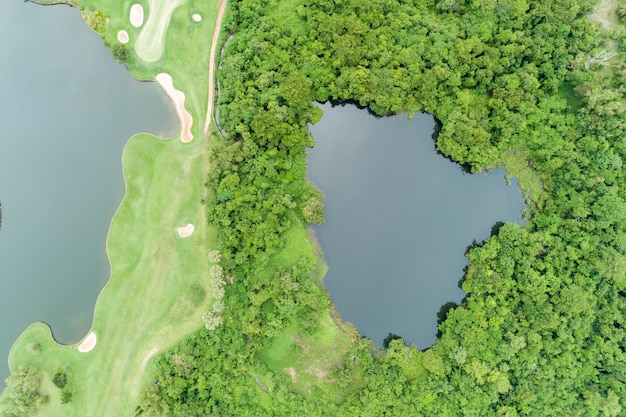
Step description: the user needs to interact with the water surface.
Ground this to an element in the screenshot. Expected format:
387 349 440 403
0 1 177 379
308 103 525 348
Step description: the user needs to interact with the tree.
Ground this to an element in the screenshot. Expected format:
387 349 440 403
60 389 73 405
591 190 626 229
302 196 325 224
109 43 129 64
52 369 67 389
0 366 47 417
383 333 403 349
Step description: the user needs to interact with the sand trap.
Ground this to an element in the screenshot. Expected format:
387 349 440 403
78 332 97 353
192 13 202 22
135 0 186 62
130 4 145 28
156 73 193 142
117 30 130 44
177 223 194 237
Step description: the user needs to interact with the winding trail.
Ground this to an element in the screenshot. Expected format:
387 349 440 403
204 0 228 136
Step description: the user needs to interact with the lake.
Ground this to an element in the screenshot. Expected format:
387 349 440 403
307 102 525 349
0 1 176 379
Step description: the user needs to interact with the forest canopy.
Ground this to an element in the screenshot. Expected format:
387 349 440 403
138 0 626 415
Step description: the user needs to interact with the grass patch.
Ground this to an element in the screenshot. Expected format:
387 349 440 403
258 312 352 402
252 219 355 403
254 219 319 282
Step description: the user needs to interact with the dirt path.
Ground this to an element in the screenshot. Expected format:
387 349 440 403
204 0 228 136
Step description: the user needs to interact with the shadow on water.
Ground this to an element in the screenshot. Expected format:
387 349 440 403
435 301 460 339
490 221 506 237
327 99 388 118
383 332 405 349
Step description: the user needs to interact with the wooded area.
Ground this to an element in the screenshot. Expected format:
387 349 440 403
134 0 626 415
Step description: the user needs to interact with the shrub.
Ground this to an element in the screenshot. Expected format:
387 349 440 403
52 370 67 389
60 389 73 405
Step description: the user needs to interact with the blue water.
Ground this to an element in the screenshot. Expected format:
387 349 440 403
308 103 525 348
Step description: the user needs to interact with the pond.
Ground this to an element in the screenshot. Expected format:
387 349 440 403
0 1 176 379
307 102 525 349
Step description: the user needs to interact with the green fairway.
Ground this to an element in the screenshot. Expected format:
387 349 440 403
6 134 215 416
135 0 187 62
1 0 222 415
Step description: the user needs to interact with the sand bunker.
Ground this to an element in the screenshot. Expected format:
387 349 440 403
78 332 97 353
177 224 195 238
130 4 145 28
156 73 193 142
117 30 130 44
192 13 202 22
135 0 186 62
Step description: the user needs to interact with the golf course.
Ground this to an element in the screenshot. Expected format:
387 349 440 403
1 0 225 414
3 0 626 415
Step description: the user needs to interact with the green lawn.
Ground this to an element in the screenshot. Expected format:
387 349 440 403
1 0 222 415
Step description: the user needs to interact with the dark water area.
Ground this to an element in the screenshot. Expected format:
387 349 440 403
307 103 525 349
0 1 177 379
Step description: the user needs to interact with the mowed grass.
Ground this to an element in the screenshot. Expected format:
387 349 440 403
2 0 223 415
109 0 221 138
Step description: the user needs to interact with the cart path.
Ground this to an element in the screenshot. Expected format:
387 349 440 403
204 0 227 136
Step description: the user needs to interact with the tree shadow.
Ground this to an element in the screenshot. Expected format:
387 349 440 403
326 99 388 118
383 332 405 349
436 301 459 338
490 221 506 237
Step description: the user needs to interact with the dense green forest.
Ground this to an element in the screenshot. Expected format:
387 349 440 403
137 0 626 415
